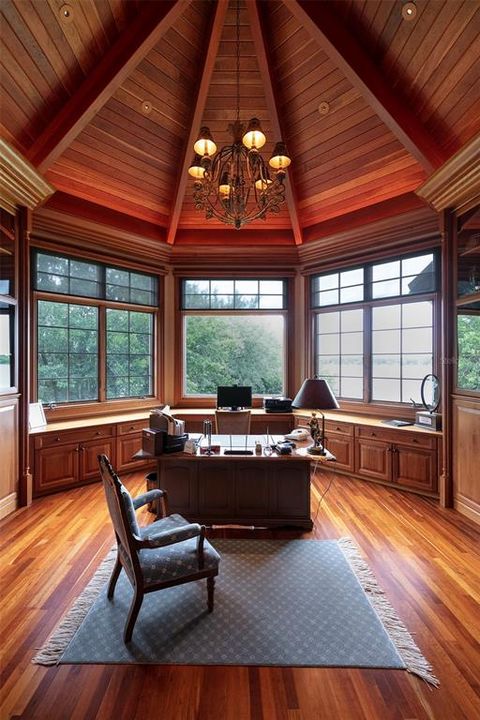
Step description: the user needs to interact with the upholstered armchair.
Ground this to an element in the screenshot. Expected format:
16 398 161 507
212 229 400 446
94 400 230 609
98 454 220 643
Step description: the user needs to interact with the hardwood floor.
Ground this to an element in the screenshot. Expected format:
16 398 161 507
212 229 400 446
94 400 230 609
1 469 479 720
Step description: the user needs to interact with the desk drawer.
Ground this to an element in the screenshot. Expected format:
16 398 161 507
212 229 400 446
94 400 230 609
356 426 435 449
35 425 115 448
325 421 354 437
117 419 148 435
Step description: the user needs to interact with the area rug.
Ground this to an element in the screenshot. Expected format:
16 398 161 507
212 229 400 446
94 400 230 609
33 538 437 685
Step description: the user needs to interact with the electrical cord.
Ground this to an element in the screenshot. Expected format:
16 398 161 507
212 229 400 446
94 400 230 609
311 459 334 520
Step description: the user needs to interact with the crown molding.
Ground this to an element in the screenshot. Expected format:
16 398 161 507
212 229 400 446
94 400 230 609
0 138 55 214
416 133 480 214
298 206 440 271
32 207 171 269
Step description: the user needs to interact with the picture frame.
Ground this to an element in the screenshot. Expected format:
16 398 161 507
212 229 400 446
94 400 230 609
28 402 47 430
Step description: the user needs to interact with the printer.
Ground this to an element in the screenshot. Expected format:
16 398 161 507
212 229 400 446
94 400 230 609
263 397 292 413
142 407 187 455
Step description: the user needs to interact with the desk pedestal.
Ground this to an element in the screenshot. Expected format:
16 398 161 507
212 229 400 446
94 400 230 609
152 455 312 530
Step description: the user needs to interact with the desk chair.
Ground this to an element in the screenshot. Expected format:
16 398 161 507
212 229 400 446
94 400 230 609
215 409 251 434
98 454 220 643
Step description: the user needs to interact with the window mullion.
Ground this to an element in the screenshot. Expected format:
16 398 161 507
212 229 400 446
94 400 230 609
364 305 372 403
99 306 106 402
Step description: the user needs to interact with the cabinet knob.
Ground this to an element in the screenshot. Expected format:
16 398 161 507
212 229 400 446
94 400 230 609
79 445 85 451
371 432 376 437
129 425 135 430
74 447 80 453
413 438 418 444
336 426 341 431
55 436 61 442
95 431 101 436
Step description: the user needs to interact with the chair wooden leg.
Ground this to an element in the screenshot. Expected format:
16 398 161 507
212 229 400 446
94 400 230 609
107 556 122 599
207 576 215 612
124 586 144 643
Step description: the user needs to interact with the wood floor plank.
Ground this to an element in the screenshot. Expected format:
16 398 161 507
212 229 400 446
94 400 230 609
0 469 479 720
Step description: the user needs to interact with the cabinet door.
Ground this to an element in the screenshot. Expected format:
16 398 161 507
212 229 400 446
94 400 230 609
159 460 198 517
116 433 148 472
81 439 116 482
198 461 235 518
355 439 392 482
324 433 354 472
235 462 271 516
394 445 438 492
274 461 311 519
34 443 80 496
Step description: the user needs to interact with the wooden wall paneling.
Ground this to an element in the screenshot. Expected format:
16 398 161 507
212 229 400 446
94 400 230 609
248 0 303 245
0 398 18 519
440 208 455 508
289 0 447 172
166 0 229 246
453 396 480 524
26 0 189 172
17 207 32 507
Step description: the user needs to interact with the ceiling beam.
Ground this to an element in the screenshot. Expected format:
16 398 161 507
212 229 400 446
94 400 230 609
166 0 229 246
290 0 448 174
248 1 303 246
27 0 188 173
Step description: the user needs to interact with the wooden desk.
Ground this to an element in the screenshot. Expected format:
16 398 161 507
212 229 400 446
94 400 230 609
142 435 314 530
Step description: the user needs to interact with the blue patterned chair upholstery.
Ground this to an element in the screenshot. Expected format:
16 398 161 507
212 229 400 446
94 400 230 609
98 454 220 643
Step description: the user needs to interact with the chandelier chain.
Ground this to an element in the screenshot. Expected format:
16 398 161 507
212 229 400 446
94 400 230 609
236 0 240 123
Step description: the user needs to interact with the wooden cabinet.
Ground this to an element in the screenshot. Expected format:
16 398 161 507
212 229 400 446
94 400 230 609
354 426 438 494
31 417 153 497
295 412 439 497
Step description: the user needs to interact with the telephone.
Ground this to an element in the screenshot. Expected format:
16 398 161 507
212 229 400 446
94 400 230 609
284 428 309 441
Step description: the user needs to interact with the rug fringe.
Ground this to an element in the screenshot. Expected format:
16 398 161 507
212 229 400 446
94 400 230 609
337 537 439 687
32 548 117 666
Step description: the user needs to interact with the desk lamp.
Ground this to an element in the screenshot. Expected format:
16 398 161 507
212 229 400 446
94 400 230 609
291 377 339 455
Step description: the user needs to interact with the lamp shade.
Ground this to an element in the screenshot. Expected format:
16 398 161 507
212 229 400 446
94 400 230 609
291 378 339 410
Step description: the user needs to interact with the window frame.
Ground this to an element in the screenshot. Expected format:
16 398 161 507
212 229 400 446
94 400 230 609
31 249 162 419
176 275 293 407
309 249 441 413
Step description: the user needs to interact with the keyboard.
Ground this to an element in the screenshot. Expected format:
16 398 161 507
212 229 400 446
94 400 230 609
224 450 254 455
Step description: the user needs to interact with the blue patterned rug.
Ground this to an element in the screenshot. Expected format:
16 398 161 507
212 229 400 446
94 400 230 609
33 538 437 684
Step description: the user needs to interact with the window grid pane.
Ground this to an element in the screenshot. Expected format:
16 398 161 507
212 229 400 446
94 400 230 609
182 279 287 310
371 301 433 403
315 309 364 400
34 252 157 306
37 300 99 404
106 309 153 399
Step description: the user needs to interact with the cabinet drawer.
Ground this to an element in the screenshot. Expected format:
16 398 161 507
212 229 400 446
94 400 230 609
117 419 148 435
325 421 354 437
35 425 115 448
356 426 435 449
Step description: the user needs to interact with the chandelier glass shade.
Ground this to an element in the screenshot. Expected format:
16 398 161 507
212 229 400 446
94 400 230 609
187 0 291 230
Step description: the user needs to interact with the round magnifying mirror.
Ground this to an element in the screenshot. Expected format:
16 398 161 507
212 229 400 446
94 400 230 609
420 374 440 413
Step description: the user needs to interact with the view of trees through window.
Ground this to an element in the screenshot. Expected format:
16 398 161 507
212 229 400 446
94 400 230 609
34 251 158 405
457 313 480 391
184 315 285 395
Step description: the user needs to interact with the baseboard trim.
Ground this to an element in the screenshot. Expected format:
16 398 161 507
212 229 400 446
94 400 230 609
454 495 480 525
0 492 18 520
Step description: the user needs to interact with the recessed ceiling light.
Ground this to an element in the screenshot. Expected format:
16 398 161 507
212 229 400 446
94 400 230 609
402 2 417 21
318 101 330 116
59 4 74 23
141 101 152 115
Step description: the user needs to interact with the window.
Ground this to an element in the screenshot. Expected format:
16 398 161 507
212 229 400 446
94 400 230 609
34 251 158 406
106 309 153 399
34 251 157 306
181 278 287 397
311 251 438 405
37 301 98 403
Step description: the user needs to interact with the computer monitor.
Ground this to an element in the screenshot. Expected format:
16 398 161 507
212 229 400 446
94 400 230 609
217 385 252 411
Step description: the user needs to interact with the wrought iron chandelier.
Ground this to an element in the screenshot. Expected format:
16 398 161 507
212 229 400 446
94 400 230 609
188 0 291 229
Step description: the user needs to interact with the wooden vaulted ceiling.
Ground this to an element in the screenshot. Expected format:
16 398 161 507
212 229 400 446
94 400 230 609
1 0 479 249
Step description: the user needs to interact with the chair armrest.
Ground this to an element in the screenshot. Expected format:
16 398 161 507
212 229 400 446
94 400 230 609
138 523 202 549
133 489 165 510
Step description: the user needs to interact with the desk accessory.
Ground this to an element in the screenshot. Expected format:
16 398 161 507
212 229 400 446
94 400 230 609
202 420 213 455
291 377 339 455
415 374 442 431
